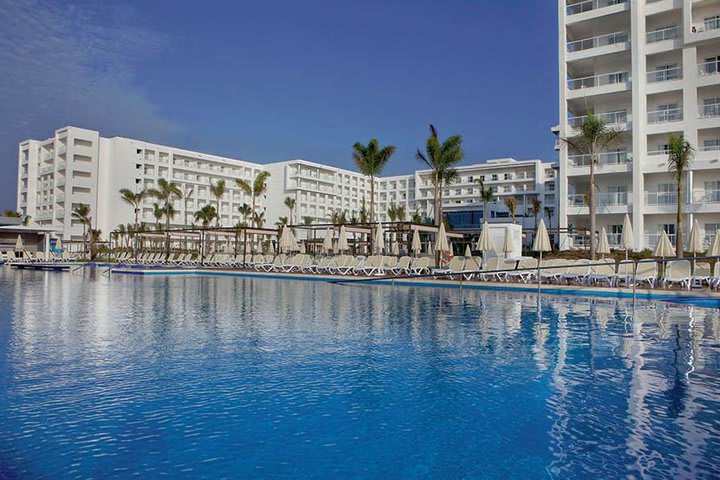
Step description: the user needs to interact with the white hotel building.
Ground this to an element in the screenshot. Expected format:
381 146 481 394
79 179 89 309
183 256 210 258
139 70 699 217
558 0 720 250
16 126 557 243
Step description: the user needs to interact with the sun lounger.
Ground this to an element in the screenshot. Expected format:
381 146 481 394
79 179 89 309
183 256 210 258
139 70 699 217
433 257 466 279
710 262 720 289
692 262 712 288
506 258 539 283
409 257 430 275
587 259 617 286
461 257 482 280
360 255 385 276
260 254 286 272
634 261 658 288
390 256 412 275
561 260 591 285
662 260 691 289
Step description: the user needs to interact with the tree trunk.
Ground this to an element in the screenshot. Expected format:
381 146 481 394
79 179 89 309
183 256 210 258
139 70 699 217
676 183 683 258
165 211 171 259
370 176 375 253
589 159 597 260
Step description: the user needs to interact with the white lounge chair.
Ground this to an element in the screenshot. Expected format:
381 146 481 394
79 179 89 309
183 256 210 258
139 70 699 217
692 262 712 288
634 261 658 289
433 257 465 279
506 258 539 283
390 256 412 275
662 260 691 289
409 257 430 275
462 257 482 280
361 255 385 276
710 262 720 289
561 260 591 285
587 259 617 286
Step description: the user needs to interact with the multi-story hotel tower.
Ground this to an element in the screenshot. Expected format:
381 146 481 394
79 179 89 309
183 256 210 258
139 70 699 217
558 0 720 250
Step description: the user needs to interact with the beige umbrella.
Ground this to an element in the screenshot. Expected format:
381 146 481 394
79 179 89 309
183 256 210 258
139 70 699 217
279 226 289 252
476 221 494 251
686 219 704 255
299 241 306 254
411 228 421 256
621 213 633 260
392 241 399 256
597 227 611 258
322 228 333 253
14 234 23 251
435 222 450 252
338 225 349 252
707 230 720 257
55 237 63 251
464 244 472 257
533 219 552 289
287 228 299 252
502 227 513 257
374 223 385 253
653 230 676 258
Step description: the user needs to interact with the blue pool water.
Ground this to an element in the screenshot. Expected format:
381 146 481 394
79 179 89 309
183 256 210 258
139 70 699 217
1 269 719 479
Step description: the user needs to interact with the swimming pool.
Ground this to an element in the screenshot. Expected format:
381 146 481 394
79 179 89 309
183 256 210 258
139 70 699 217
1 268 718 478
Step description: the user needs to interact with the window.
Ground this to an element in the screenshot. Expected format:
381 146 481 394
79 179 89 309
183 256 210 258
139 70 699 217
704 56 720 75
491 174 498 181
705 15 720 31
468 176 473 182
504 173 511 180
609 224 623 246
547 183 555 191
661 223 676 237
503 186 512 193
706 223 720 244
657 183 675 204
705 181 720 202
703 139 720 151
479 175 485 182
654 64 679 82
607 185 628 204
655 104 680 122
704 97 720 117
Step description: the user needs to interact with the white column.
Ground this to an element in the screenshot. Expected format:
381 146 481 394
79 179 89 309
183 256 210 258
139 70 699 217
631 0 647 251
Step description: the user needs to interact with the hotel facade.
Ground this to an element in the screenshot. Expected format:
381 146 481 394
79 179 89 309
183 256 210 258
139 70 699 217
16 127 557 243
558 0 720 250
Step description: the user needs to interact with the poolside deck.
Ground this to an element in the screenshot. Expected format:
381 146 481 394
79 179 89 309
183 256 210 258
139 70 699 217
108 266 720 306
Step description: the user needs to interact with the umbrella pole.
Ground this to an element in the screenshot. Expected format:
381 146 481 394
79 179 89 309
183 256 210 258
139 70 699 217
537 250 542 294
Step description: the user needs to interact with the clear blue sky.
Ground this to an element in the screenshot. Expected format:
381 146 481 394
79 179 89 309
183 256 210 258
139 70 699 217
0 0 558 208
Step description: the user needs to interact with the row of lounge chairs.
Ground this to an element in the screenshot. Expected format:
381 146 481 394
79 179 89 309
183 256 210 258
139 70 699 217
429 256 720 290
246 254 431 276
1 251 79 263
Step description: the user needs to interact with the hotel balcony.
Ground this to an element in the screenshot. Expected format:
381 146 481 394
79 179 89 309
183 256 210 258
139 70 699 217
566 31 629 61
40 165 54 176
567 151 632 175
566 192 629 214
646 25 681 44
646 66 683 94
565 0 628 21
648 108 682 123
691 15 720 43
567 110 630 132
566 71 630 99
697 60 720 86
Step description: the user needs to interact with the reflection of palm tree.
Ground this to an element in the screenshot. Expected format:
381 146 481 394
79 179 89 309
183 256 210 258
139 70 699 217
666 324 688 418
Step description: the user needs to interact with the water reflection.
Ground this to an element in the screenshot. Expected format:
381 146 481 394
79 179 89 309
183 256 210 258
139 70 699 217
0 268 718 479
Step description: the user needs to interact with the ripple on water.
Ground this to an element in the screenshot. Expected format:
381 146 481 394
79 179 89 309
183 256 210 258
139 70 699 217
0 269 718 479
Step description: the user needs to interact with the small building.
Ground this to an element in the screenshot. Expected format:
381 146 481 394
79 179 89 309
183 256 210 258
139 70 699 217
0 217 60 254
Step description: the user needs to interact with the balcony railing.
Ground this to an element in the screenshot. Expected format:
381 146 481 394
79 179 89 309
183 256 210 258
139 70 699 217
698 60 720 76
648 108 683 124
566 0 627 16
568 151 632 167
567 192 628 207
646 26 680 43
648 148 669 156
645 233 677 247
645 191 678 205
700 143 720 152
700 102 720 118
647 67 682 83
568 71 629 90
567 31 629 53
568 110 628 128
694 189 720 204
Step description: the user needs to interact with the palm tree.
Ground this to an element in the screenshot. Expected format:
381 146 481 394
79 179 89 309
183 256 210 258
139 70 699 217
147 178 183 256
276 216 288 228
89 228 102 260
558 110 623 260
476 178 494 221
235 171 271 227
21 215 31 226
238 203 252 228
302 216 314 226
353 139 396 229
194 204 217 228
284 197 296 224
252 210 266 228
667 133 694 257
416 124 464 225
183 187 194 227
2 210 21 217
329 209 347 225
359 198 369 224
71 204 91 257
209 180 226 227
544 206 554 249
396 205 406 221
119 188 146 232
152 203 164 231
504 197 518 223
387 204 398 222
531 197 542 231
